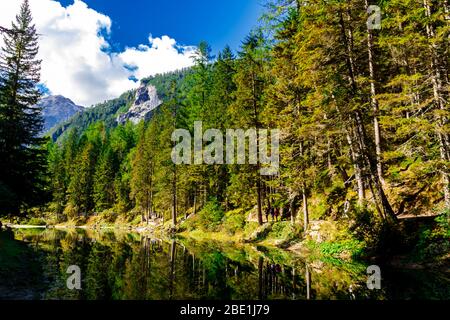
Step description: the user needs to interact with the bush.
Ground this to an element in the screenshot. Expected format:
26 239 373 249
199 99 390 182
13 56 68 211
27 217 47 226
181 214 200 232
261 222 302 243
347 207 386 249
269 222 290 238
222 209 246 235
198 198 225 231
326 183 347 217
100 209 118 223
63 203 79 219
413 210 450 261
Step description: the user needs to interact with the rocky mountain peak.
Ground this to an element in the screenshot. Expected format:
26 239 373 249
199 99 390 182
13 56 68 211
38 95 84 133
117 84 162 125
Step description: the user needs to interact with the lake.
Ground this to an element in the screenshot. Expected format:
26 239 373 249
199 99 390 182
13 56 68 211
0 228 448 300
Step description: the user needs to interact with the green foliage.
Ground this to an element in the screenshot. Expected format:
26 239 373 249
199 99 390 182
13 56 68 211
413 210 450 261
199 198 225 231
222 209 246 235
7 1 448 267
317 240 364 260
0 0 48 215
27 217 47 226
100 209 118 224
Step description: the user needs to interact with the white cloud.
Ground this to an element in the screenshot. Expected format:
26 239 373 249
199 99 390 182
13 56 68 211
0 0 196 107
119 35 196 80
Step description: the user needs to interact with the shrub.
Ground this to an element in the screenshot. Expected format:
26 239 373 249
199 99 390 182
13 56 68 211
263 222 302 243
347 206 385 249
198 198 225 231
63 203 79 219
101 209 118 223
222 209 246 235
27 217 47 226
413 210 450 261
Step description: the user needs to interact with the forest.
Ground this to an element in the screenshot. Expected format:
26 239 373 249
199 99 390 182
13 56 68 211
0 0 449 265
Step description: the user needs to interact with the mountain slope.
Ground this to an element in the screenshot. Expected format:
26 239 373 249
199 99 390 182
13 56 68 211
49 69 191 142
38 95 84 133
117 84 162 125
48 90 135 141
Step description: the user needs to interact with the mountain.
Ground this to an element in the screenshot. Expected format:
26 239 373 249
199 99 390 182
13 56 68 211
117 84 162 125
38 95 84 133
49 68 192 142
48 90 135 141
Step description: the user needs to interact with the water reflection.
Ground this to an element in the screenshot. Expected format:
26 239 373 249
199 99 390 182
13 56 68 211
2 228 448 300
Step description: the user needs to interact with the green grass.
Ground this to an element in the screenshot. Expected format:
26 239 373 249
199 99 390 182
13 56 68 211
410 211 450 263
304 239 365 260
27 217 47 226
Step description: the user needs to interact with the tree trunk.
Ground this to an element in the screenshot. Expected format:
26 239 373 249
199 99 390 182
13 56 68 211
149 187 153 222
346 129 366 206
335 97 365 206
302 184 309 230
364 0 384 183
339 9 396 221
290 195 296 225
354 110 397 221
305 264 311 300
184 194 188 220
257 176 263 225
193 188 197 215
172 169 177 227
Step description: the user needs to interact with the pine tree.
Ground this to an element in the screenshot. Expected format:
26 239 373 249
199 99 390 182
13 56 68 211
0 0 46 215
67 141 97 215
47 141 66 217
94 146 117 212
230 31 268 225
265 6 313 228
130 122 158 223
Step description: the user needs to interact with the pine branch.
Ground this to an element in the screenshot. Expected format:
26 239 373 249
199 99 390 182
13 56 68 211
0 26 24 34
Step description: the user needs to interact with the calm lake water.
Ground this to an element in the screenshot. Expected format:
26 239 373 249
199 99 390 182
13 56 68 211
0 228 448 300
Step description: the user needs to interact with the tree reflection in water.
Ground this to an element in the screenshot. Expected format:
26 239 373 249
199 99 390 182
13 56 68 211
4 228 449 300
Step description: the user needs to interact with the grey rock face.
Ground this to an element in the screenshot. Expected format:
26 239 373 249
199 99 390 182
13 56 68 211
38 95 84 132
117 84 162 125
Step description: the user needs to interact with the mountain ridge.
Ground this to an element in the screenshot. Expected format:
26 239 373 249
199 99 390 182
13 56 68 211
39 95 84 133
48 68 191 142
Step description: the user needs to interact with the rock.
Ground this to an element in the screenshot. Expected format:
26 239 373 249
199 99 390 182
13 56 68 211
117 84 162 124
37 95 84 133
246 206 261 223
244 223 273 243
310 260 325 273
304 220 337 243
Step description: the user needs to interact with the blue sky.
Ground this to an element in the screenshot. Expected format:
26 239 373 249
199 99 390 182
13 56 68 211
56 0 265 55
0 0 266 106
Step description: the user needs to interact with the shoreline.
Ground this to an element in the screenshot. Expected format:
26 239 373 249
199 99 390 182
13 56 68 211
3 221 449 272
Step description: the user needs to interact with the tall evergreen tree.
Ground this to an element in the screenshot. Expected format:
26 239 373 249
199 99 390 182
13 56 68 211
230 31 268 225
0 0 46 215
94 146 117 212
130 122 158 223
